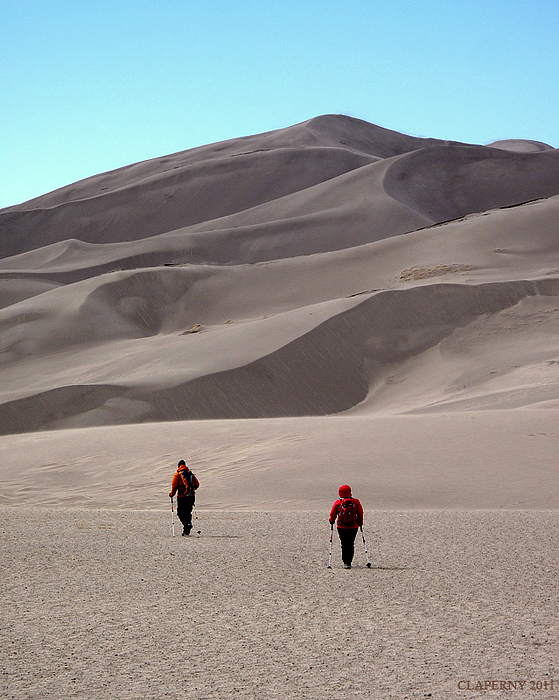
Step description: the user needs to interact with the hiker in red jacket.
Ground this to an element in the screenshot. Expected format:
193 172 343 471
169 460 199 536
329 484 364 569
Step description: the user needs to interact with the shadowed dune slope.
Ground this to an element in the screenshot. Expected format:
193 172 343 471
1 277 559 434
0 114 558 437
384 145 559 221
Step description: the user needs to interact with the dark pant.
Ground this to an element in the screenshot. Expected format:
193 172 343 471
177 496 195 534
337 527 358 566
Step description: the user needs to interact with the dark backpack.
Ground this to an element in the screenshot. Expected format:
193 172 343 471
178 470 194 496
338 498 358 527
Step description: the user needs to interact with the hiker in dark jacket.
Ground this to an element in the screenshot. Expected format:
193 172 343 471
169 460 199 536
329 484 364 569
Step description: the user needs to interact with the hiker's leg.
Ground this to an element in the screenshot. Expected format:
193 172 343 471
178 496 194 534
346 527 357 564
338 528 358 566
176 497 190 532
337 528 349 565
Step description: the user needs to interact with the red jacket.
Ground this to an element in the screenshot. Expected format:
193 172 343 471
169 468 199 498
329 497 363 528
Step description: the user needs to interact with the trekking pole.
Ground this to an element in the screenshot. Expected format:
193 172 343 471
327 524 334 568
360 526 372 568
194 506 201 536
171 497 175 538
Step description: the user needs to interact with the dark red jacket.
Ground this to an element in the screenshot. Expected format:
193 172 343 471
329 497 363 529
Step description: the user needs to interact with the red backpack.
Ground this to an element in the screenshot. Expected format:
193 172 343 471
338 498 358 527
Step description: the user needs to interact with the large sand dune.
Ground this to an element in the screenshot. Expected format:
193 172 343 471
1 113 559 509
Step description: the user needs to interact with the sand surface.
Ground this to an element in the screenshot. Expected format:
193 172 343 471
2 508 557 699
1 411 559 511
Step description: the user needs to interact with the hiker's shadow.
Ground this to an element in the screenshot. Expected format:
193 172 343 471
197 534 241 539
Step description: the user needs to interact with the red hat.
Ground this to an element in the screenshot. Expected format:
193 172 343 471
338 484 352 498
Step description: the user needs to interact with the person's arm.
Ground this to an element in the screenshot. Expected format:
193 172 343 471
169 473 178 498
192 474 200 491
329 501 340 524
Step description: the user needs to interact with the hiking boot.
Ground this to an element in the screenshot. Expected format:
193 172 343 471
344 564 351 569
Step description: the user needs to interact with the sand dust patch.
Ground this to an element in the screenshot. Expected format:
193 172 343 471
398 263 473 282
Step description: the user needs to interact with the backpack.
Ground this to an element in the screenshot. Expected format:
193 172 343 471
338 498 358 527
178 470 194 496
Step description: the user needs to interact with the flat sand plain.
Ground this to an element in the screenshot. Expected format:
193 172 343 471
2 508 558 699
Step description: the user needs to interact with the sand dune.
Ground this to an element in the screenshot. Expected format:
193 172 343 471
0 113 558 510
1 115 464 212
384 144 559 222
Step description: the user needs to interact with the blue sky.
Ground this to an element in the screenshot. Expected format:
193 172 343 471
1 0 558 209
